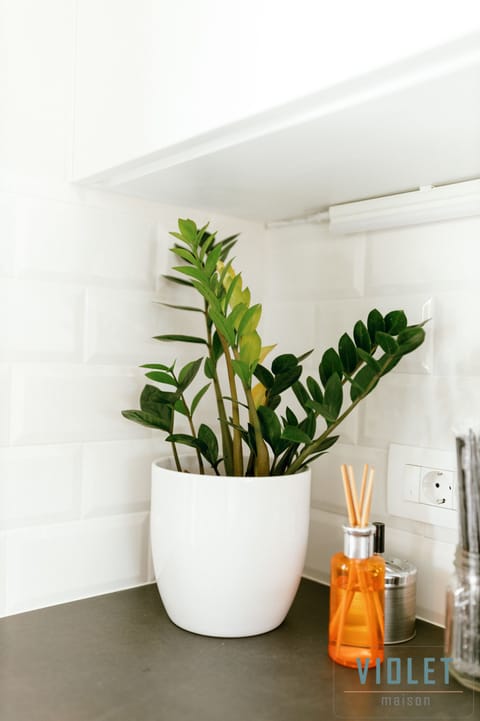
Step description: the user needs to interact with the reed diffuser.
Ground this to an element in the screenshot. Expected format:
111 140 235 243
328 464 385 668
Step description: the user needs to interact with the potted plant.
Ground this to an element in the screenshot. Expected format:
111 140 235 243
123 218 426 637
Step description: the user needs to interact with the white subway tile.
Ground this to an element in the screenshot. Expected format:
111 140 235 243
10 365 151 444
0 445 81 529
0 194 16 275
0 365 11 446
15 196 156 287
261 301 315 360
0 532 6 616
85 287 201 364
433 290 480 376
365 216 480 294
0 279 84 361
266 224 365 300
311 443 387 517
359 374 480 451
82 439 158 517
386 526 455 625
305 508 344 584
3 513 150 614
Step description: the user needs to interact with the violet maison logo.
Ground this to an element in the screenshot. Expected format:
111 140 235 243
355 656 453 708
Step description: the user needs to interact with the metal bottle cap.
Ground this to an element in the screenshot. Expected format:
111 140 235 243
343 524 375 559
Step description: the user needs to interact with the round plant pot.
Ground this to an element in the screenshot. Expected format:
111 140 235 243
150 455 311 637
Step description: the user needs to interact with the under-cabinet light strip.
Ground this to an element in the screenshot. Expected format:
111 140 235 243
266 178 480 234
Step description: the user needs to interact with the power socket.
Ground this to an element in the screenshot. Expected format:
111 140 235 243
419 468 455 510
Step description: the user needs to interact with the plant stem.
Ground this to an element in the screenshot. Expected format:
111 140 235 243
204 304 234 474
287 359 389 475
244 386 270 476
171 441 183 472
182 393 204 475
218 333 244 476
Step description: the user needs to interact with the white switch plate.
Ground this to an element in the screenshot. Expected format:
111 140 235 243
387 443 458 528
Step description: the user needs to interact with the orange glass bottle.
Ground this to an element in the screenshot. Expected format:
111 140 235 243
328 524 385 668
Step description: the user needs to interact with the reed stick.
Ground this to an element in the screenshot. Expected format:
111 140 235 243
348 465 361 526
341 464 356 526
359 464 369 520
360 467 375 528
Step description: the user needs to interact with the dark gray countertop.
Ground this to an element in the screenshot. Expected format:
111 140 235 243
0 579 475 721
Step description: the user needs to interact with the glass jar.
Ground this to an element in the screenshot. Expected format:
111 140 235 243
445 546 480 691
328 525 385 668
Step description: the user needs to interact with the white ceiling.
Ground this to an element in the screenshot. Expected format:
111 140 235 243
92 48 480 223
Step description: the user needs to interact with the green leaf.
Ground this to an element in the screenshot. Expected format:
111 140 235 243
306 376 323 403
338 333 358 374
384 310 407 335
140 362 171 371
281 426 311 445
305 400 337 423
232 359 251 386
154 334 207 345
375 331 399 355
162 273 193 288
272 354 298 374
324 372 343 420
237 304 262 337
166 433 207 455
211 331 223 362
292 381 311 411
140 384 178 413
145 371 177 386
299 413 316 440
198 424 219 466
228 302 248 331
285 407 299 426
356 348 381 372
170 246 198 265
177 218 198 245
304 435 340 455
257 406 282 454
239 331 262 368
254 364 274 389
267 394 281 411
353 321 372 352
297 349 314 363
350 366 379 402
173 265 209 284
158 302 204 313
174 398 189 415
204 357 215 379
397 326 425 354
319 348 343 387
204 243 224 277
178 357 203 391
191 383 211 415
121 409 171 432
269 365 302 395
223 273 242 310
367 308 385 342
208 307 236 347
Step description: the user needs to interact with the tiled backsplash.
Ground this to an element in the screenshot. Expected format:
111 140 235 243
265 219 479 624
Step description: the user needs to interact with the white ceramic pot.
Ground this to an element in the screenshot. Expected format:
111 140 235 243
150 455 311 637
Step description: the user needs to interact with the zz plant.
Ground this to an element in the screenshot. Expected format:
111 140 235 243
123 219 426 477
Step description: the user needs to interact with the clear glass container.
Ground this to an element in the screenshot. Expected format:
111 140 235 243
445 546 480 691
328 525 385 668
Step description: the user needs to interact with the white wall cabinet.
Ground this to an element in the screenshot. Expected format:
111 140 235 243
73 1 480 221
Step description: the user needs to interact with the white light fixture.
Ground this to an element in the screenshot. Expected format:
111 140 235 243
328 179 480 234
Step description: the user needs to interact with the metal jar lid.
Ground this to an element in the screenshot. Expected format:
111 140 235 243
385 558 417 587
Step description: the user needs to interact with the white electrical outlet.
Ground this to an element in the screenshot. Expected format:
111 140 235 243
387 444 457 528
